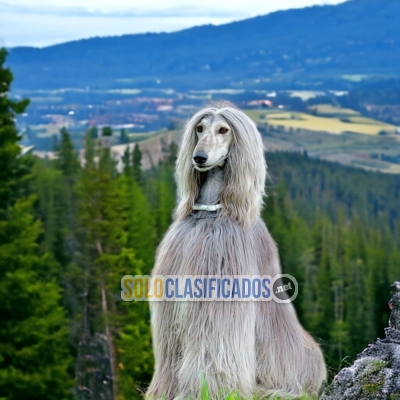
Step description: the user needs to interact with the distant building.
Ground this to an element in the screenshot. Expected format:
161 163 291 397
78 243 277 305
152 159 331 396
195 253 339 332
157 105 173 112
247 100 273 108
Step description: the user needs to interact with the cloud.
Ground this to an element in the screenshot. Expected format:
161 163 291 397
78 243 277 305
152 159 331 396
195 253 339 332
0 0 347 47
0 2 243 18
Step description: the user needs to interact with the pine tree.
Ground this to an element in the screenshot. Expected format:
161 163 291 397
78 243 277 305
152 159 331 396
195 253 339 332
88 126 98 139
132 143 142 184
75 136 118 400
0 199 73 400
122 146 132 176
32 128 80 269
57 128 80 176
0 48 73 400
146 145 177 240
55 128 80 263
0 50 29 213
32 159 64 264
75 136 153 400
167 141 178 166
119 174 156 271
120 128 129 144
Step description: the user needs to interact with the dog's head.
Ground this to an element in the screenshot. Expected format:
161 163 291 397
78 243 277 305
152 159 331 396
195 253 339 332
175 104 267 228
192 114 234 171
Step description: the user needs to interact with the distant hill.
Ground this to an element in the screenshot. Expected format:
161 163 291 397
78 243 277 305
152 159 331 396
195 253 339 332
6 0 400 90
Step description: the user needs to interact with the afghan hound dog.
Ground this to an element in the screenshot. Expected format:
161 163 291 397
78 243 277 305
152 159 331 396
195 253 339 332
146 104 326 399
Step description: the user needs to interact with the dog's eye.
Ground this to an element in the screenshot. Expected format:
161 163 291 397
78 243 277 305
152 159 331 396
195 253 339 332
196 126 203 133
219 127 229 134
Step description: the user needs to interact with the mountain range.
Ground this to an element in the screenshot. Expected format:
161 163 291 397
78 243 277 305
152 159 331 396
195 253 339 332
6 0 400 91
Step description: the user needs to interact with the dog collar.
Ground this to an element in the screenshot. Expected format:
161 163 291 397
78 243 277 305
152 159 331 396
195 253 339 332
192 204 222 212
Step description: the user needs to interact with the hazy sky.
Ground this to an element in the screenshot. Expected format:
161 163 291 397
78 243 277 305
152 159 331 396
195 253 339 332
0 0 346 48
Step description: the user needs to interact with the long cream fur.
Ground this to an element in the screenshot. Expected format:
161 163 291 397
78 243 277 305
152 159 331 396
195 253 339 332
146 105 326 399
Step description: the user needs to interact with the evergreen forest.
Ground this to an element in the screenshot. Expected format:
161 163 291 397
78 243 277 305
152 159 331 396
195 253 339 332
1 48 400 399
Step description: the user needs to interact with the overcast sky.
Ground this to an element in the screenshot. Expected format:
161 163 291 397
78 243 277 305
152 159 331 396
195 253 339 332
0 0 346 48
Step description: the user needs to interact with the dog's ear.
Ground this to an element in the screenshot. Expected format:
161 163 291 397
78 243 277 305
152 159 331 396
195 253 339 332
174 111 203 221
219 108 266 229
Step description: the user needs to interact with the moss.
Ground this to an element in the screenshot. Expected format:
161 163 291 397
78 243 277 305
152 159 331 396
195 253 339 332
370 360 388 369
361 382 384 395
355 359 388 397
359 359 388 379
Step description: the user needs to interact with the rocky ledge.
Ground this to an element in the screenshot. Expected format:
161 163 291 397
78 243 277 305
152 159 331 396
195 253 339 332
321 282 400 400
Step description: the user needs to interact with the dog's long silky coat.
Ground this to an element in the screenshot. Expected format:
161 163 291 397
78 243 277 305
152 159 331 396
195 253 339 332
146 105 326 399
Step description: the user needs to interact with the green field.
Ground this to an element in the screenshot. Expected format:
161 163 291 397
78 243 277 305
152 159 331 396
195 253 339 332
308 104 359 116
245 108 396 136
243 107 400 174
29 124 65 137
127 130 166 142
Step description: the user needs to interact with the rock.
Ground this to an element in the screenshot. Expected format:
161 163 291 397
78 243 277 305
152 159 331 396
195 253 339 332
321 282 400 400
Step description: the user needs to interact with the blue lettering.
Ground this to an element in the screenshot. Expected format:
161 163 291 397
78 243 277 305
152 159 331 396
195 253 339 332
222 278 231 298
242 278 251 298
262 278 271 299
166 278 174 299
252 278 261 299
209 278 216 299
194 278 203 298
175 278 184 298
232 278 241 298
184 279 193 298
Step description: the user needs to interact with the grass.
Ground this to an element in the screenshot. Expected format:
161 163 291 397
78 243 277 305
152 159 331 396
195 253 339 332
127 130 166 142
245 114 400 174
166 380 319 400
344 115 391 126
307 104 359 116
388 164 400 173
245 109 287 121
30 124 65 138
146 379 320 400
245 109 396 136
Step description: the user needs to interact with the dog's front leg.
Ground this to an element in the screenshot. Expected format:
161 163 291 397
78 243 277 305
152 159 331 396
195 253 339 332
175 301 257 399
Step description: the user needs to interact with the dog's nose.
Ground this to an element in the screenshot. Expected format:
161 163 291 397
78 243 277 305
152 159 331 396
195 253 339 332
193 152 208 164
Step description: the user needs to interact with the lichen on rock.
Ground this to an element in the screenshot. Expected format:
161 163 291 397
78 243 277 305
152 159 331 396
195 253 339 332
321 282 400 400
